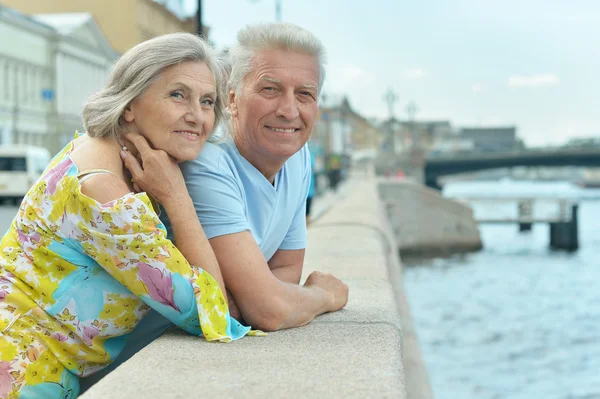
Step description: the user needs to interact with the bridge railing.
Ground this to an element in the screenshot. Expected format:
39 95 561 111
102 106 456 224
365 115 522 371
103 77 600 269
454 197 575 223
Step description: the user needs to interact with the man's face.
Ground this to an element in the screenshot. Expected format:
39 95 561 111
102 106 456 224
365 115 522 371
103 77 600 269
230 49 320 166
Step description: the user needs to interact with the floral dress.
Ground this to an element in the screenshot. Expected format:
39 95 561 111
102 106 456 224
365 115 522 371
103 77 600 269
0 140 260 398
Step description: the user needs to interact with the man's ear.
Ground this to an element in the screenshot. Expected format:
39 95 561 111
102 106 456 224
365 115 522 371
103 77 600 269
123 104 135 122
228 89 238 118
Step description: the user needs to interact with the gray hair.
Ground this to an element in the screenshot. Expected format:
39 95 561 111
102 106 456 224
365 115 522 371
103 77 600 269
228 23 327 97
83 33 226 140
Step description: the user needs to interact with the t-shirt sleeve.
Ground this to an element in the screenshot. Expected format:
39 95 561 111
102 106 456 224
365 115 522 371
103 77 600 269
279 146 310 250
66 192 249 342
180 154 250 240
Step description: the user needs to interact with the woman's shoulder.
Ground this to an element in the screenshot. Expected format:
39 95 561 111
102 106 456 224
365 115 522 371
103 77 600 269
70 135 125 177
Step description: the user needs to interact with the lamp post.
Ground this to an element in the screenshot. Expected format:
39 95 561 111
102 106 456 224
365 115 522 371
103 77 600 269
196 0 203 37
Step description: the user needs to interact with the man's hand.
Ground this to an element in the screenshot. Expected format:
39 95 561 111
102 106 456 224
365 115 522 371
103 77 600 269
304 271 349 312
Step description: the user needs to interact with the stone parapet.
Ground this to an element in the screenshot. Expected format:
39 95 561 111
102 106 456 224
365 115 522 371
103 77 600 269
81 175 431 398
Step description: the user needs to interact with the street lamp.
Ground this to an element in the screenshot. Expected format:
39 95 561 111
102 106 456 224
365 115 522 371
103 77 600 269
196 0 203 37
194 0 283 39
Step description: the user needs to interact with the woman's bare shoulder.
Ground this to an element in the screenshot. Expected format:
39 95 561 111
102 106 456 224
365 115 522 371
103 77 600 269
70 135 133 204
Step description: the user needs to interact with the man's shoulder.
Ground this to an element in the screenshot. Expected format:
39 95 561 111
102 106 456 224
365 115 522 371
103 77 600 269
182 141 237 175
197 141 231 163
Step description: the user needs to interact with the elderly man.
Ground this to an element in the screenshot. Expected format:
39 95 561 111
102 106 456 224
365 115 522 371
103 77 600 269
172 22 348 332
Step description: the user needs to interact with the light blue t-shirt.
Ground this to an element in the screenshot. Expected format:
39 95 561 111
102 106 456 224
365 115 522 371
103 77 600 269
172 138 310 261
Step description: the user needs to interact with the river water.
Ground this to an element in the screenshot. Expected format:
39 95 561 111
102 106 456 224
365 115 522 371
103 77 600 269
403 181 600 399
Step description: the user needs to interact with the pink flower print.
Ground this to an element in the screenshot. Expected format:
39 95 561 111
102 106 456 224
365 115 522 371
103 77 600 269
16 230 42 248
16 230 29 245
138 262 180 312
52 332 68 342
0 361 15 397
0 289 7 301
81 325 99 346
44 158 72 195
30 232 41 244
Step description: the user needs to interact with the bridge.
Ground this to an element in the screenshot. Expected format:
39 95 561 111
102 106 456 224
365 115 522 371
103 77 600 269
424 147 600 190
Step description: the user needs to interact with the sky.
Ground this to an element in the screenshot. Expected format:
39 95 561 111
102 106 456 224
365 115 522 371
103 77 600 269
170 0 599 147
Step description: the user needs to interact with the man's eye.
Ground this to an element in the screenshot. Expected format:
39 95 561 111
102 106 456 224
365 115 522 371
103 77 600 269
263 87 276 91
300 91 314 98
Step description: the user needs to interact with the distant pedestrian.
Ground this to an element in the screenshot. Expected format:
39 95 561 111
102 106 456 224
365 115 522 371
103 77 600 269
306 150 316 225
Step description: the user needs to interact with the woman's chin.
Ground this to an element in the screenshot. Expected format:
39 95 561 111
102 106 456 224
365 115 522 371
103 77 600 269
173 151 202 163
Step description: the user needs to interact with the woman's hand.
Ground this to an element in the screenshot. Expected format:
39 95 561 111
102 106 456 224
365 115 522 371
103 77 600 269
120 133 188 206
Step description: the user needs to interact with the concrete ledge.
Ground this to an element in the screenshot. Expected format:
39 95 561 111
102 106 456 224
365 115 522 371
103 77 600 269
82 175 430 398
379 179 482 259
83 324 404 398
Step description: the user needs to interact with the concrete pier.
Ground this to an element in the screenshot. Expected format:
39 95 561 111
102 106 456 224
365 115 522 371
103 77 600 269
378 179 483 260
81 174 433 399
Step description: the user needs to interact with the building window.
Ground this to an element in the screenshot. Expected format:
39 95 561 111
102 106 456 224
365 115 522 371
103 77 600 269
1 61 8 103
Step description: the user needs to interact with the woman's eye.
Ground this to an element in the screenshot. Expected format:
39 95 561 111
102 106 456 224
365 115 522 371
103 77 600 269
201 98 215 107
263 86 276 91
170 91 184 99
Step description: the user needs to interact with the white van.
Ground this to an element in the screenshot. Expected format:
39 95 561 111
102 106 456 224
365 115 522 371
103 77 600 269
0 145 51 204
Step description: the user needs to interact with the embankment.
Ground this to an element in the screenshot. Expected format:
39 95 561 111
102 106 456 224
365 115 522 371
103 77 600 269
81 175 435 398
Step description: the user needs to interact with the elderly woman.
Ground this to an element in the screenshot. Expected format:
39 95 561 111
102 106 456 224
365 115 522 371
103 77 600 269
0 33 256 399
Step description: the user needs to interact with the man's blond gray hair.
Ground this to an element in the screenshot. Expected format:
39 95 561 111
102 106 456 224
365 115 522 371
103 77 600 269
83 33 227 140
228 23 327 97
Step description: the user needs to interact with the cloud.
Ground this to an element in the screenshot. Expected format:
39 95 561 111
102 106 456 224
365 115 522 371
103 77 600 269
508 73 560 87
340 64 375 82
472 83 487 93
403 68 426 80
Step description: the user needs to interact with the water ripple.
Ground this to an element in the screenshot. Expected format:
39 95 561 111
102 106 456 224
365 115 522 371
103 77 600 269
404 195 600 399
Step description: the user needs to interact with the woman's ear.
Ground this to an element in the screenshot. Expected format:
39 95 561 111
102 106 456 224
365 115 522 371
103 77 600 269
123 104 135 123
228 90 238 118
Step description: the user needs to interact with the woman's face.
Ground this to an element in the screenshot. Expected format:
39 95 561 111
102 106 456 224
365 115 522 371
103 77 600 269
123 61 217 162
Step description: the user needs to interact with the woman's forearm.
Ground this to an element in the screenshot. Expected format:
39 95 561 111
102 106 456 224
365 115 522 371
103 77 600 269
162 194 226 295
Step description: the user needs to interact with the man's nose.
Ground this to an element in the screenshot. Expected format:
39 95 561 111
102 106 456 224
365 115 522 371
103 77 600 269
276 92 300 121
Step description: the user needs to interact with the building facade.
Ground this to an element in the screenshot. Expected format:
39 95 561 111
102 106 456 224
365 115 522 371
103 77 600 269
309 96 383 189
0 0 196 54
0 5 118 154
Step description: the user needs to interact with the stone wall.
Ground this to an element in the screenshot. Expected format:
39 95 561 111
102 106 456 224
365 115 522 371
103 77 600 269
81 175 432 398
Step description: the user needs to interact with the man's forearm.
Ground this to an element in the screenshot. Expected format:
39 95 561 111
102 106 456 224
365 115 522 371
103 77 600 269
269 282 333 331
267 249 304 285
270 264 302 285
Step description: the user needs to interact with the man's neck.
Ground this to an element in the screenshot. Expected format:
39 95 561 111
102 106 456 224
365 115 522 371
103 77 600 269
233 137 284 185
